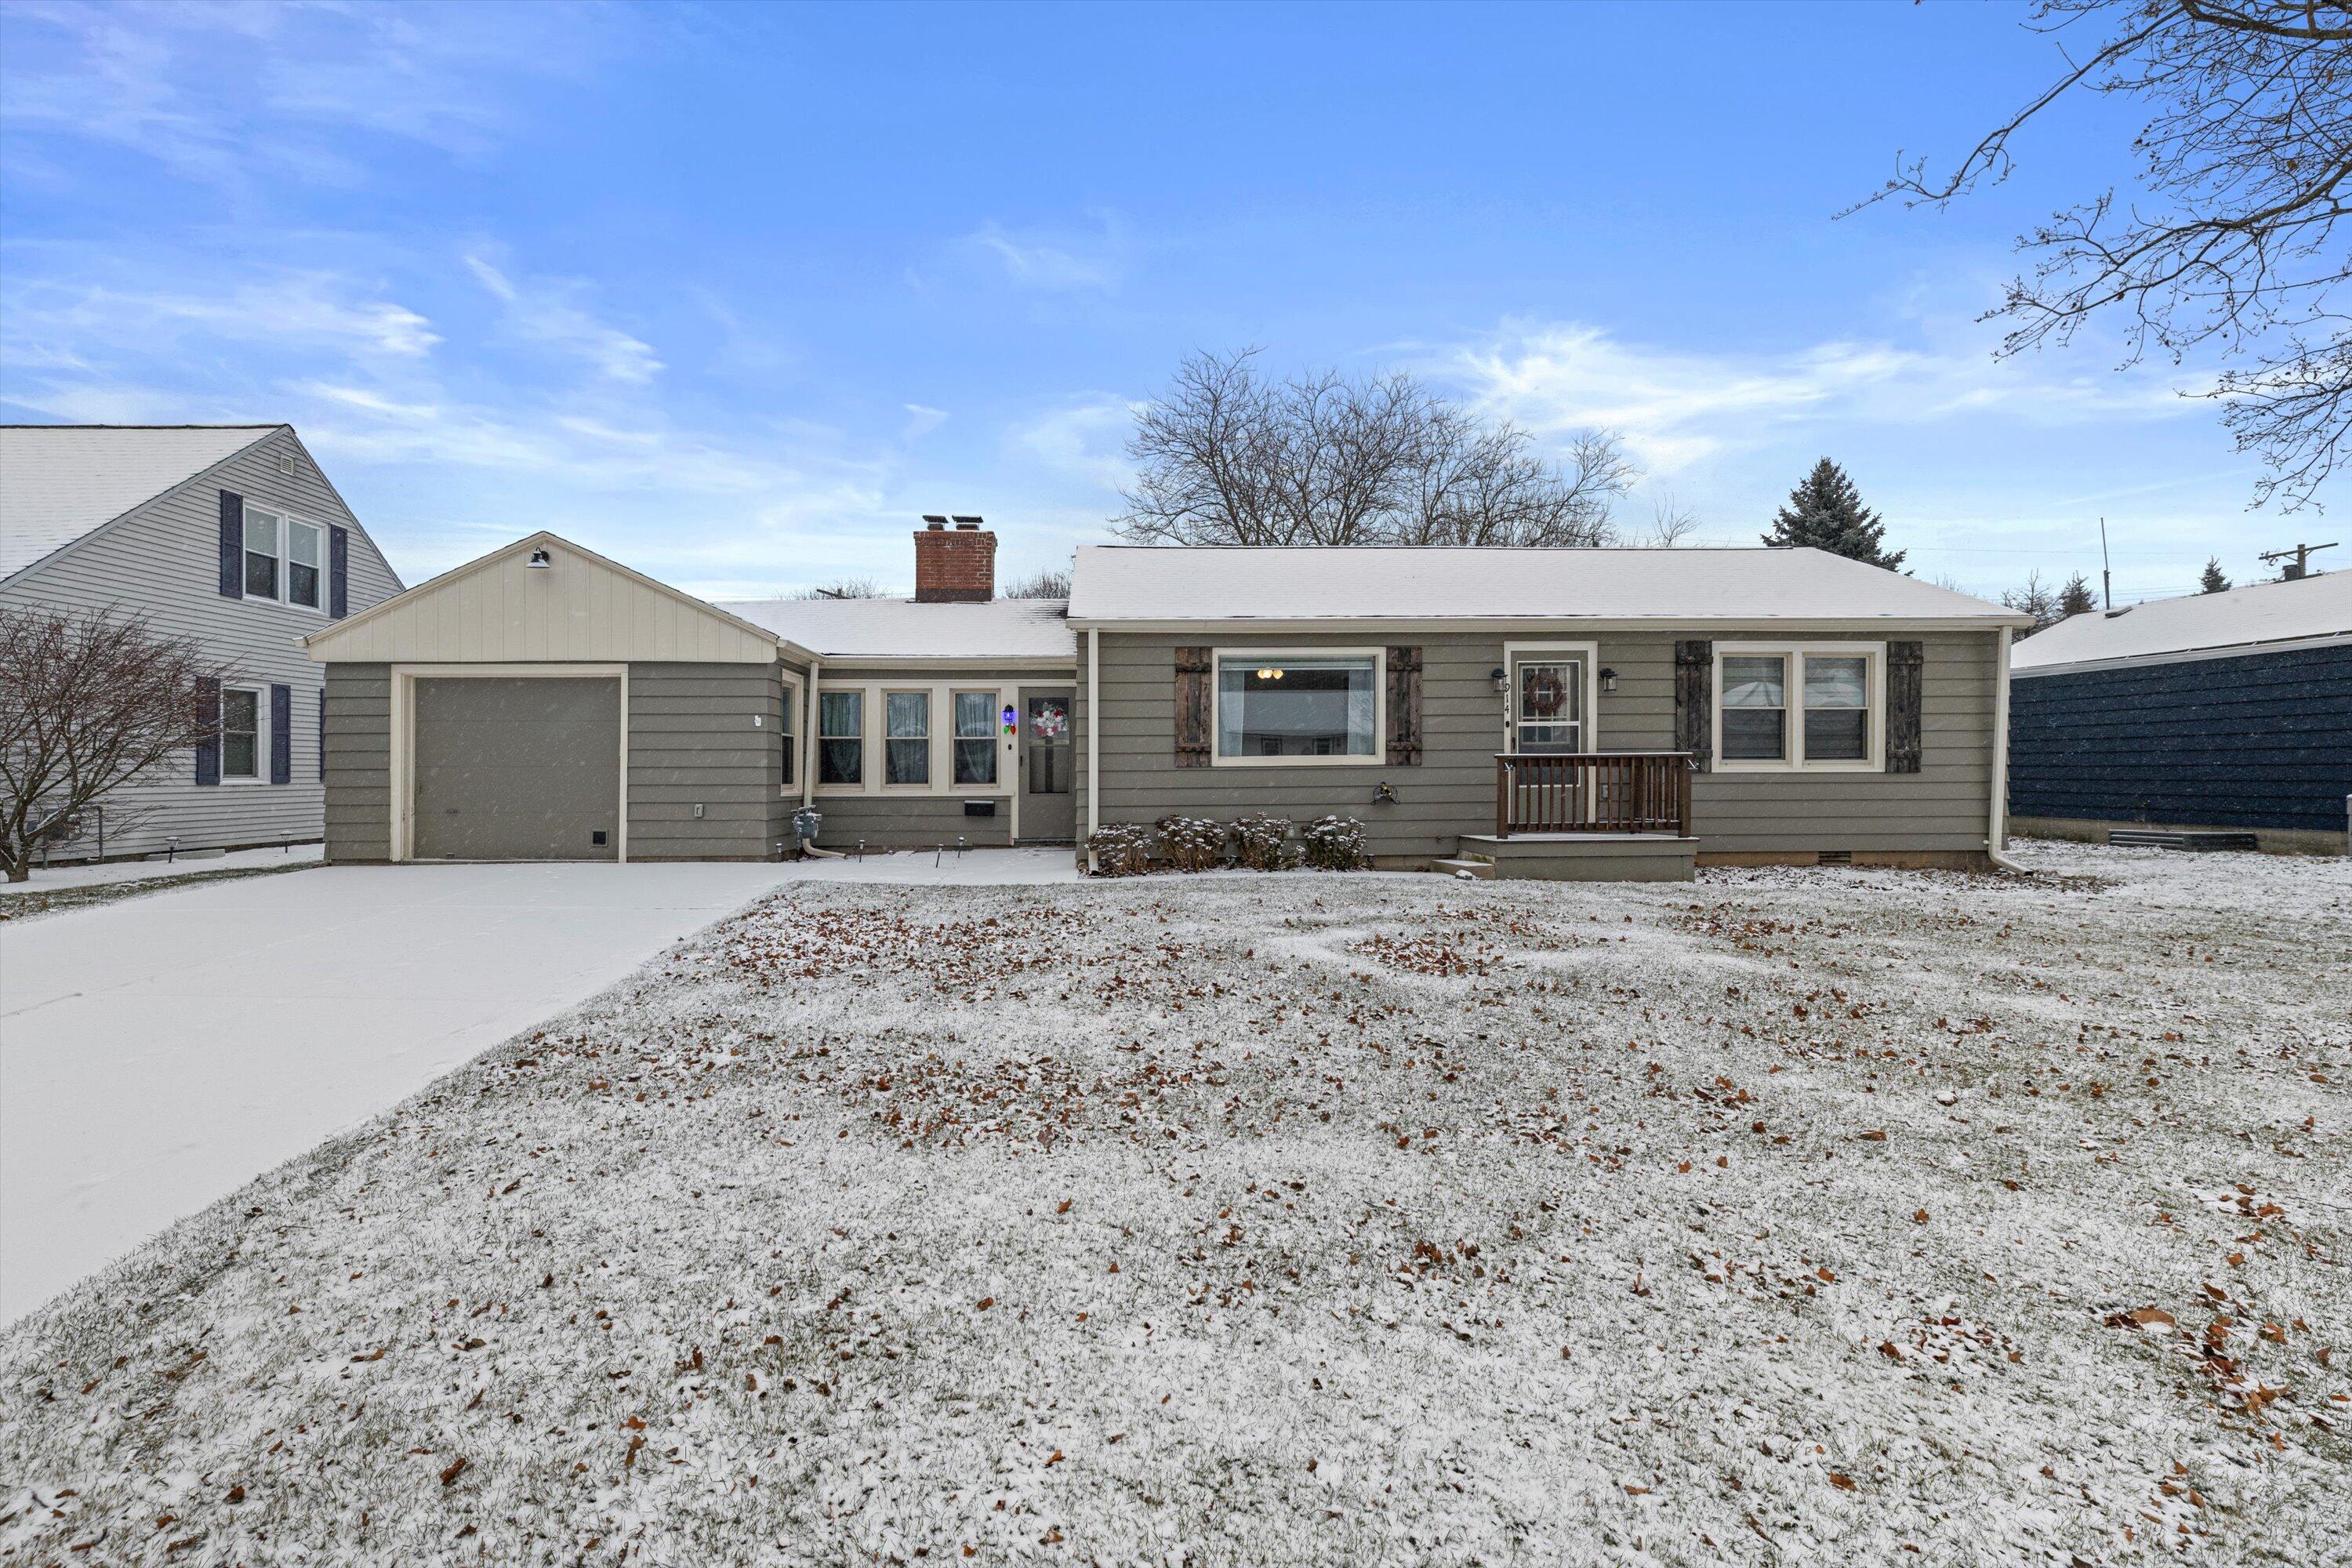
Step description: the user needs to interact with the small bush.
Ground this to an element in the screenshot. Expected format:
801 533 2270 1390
1086 823 1154 877
1156 816 1223 872
1301 815 1368 871
1232 813 1295 872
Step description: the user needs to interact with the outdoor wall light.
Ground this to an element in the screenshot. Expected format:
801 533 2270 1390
1490 666 1508 694
526 547 552 568
1599 666 1618 694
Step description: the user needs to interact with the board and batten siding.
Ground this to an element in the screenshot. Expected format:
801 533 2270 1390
0 427 401 861
2009 643 2352 835
1077 628 2001 859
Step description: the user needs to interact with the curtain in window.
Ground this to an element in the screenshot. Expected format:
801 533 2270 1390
1216 656 1377 758
885 692 930 785
818 691 862 785
1719 655 1786 760
953 691 996 786
1802 656 1869 761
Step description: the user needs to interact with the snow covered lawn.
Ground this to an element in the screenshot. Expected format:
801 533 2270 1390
3 844 2345 1566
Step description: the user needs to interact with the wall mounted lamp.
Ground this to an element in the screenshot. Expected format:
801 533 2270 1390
526 547 552 569
1599 666 1618 694
1489 666 1508 694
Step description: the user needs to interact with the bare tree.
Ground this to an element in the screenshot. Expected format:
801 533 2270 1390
1002 566 1073 599
1856 2 2352 509
791 576 886 601
0 608 216 882
1116 347 1635 548
1642 492 1704 547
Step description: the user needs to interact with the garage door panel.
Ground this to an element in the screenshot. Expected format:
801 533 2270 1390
413 677 620 861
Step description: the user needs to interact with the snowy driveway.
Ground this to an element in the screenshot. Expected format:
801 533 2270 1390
1 860 835 1323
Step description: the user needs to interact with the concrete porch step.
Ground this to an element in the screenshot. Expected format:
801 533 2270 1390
1430 857 1497 880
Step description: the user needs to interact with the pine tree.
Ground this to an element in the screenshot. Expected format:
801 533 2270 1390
2059 573 2096 617
2199 557 2230 594
1761 459 1905 571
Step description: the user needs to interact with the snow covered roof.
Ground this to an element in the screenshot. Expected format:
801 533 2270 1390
714 594 1076 662
1065 545 2024 626
0 424 281 581
2011 572 2352 673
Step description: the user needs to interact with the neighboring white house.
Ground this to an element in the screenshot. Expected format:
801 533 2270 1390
0 424 403 862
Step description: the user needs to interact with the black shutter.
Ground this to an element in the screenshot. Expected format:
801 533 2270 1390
1674 640 1713 772
1385 645 1422 765
194 677 222 786
329 525 350 618
217 492 244 598
1174 648 1211 768
270 684 292 784
318 685 328 782
1886 641 1924 774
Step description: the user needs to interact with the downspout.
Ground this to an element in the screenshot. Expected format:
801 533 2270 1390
1987 628 2030 874
1085 626 1100 863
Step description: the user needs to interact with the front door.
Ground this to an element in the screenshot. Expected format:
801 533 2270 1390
1511 656 1584 753
1018 688 1075 843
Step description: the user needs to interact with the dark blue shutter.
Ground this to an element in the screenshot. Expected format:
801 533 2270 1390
318 686 328 782
329 525 349 618
218 492 245 598
270 684 292 784
194 677 221 786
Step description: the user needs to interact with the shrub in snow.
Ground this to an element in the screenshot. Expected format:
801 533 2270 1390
1301 815 1368 870
1156 816 1224 872
1085 823 1153 877
1232 813 1295 872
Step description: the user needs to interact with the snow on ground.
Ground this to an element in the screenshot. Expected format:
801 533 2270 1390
0 843 324 897
2 844 2344 1566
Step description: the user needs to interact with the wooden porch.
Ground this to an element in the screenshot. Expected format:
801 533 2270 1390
1446 752 1699 882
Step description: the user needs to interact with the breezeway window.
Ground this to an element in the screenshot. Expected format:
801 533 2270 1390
1715 644 1882 770
953 691 997 785
884 691 931 785
819 691 862 785
1214 652 1380 764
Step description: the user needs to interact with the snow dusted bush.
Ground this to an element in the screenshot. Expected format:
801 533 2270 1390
1156 816 1224 872
1301 814 1368 870
1084 822 1153 877
1232 813 1295 871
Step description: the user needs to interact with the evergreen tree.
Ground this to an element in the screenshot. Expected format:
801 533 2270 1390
2199 557 2231 594
2059 573 2097 617
1761 459 1905 570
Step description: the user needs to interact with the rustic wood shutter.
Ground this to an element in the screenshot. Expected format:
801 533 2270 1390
1885 641 1924 773
1385 646 1423 765
217 492 244 599
328 525 350 618
194 677 222 786
1174 647 1212 767
270 684 292 784
1674 640 1712 772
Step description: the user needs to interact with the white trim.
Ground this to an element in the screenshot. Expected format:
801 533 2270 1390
217 681 267 784
1085 628 1100 844
1207 646 1387 768
1710 641 1885 773
1065 615 2028 636
1991 630 2011 851
2010 630 2352 678
238 503 334 617
877 684 936 791
1501 640 1599 754
777 673 803 799
387 662 629 863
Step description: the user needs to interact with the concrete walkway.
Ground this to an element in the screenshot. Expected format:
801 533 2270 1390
0 861 833 1323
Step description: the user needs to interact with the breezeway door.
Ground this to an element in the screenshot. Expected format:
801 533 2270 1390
1019 688 1075 843
412 677 621 861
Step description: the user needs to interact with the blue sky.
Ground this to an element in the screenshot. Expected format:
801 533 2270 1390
0 1 2308 601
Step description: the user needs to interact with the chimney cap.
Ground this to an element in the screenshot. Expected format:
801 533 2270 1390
952 514 984 530
921 514 949 529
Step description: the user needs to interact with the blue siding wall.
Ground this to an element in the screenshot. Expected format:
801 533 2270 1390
2009 643 2352 831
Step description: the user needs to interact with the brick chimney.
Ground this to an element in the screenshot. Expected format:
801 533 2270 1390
913 514 996 602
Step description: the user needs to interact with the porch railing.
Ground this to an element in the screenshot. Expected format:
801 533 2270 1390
1494 752 1693 838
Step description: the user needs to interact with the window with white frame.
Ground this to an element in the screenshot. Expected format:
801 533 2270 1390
243 511 281 600
953 691 998 786
779 681 798 789
1715 644 1882 768
242 507 326 609
1214 652 1381 763
286 517 324 608
818 691 862 785
220 686 262 779
884 691 931 786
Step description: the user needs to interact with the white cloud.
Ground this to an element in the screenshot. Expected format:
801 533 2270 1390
5 272 440 359
963 217 1123 292
1009 394 1137 493
464 254 662 383
902 403 949 441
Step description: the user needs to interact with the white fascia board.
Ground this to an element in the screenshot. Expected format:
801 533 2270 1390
1065 615 2031 636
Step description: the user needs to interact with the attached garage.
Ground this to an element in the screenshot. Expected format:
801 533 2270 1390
305 535 808 864
412 675 622 861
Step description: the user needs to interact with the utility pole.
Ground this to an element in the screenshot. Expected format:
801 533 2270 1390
2099 518 2111 611
2258 541 2339 580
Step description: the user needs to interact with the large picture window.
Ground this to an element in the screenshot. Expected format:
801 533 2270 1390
1215 652 1380 763
953 691 997 786
884 691 931 785
1715 644 1882 770
819 691 862 786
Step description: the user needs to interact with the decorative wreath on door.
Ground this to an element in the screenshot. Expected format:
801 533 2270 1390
1522 667 1568 717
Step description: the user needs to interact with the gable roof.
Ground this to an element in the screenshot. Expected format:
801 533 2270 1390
1065 545 2024 626
0 424 281 581
307 532 791 665
2011 572 2352 674
714 595 1075 662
